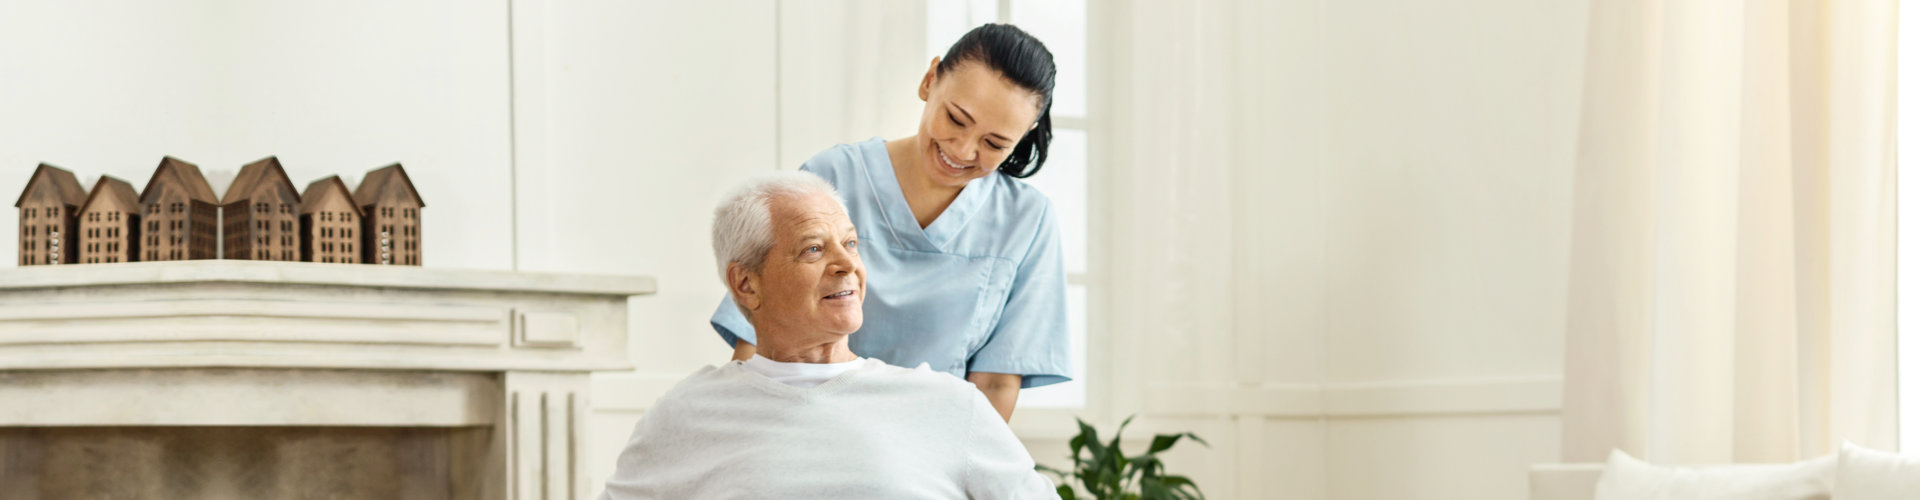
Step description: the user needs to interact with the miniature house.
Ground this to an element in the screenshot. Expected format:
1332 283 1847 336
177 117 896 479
354 163 424 266
221 156 302 262
13 163 87 266
137 157 219 262
299 176 363 264
77 176 141 264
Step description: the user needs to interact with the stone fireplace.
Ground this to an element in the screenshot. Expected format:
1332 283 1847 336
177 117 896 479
0 261 651 499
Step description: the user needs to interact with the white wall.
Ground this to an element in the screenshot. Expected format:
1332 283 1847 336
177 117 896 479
1099 0 1588 498
2 1 1592 498
1319 0 1585 498
0 0 516 270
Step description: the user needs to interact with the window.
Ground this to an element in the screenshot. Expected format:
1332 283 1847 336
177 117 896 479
929 0 1089 407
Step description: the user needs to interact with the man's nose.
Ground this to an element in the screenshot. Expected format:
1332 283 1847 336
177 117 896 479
827 245 857 275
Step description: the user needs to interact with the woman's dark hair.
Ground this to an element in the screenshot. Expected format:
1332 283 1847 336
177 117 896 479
938 23 1056 178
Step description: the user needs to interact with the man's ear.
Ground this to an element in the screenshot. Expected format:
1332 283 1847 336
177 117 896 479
918 57 940 102
726 263 762 312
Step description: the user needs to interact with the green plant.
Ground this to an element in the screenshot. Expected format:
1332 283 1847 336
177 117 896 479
1035 415 1208 500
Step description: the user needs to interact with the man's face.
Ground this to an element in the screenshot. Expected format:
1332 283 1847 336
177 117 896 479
742 191 865 337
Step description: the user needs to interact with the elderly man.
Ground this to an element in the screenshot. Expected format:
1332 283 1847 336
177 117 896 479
599 172 1058 499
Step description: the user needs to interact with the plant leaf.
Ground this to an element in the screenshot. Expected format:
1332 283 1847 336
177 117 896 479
1146 432 1203 455
1077 418 1106 459
1056 484 1077 500
1183 432 1211 448
1161 475 1200 500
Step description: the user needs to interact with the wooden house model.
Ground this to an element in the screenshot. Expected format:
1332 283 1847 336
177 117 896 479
138 157 219 261
221 156 302 261
77 176 141 264
14 163 86 265
354 163 424 266
299 176 362 264
15 157 427 267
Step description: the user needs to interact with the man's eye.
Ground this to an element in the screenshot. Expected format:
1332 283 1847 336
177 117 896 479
805 245 822 253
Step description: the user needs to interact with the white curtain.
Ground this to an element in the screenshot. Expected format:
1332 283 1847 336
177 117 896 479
1561 0 1898 464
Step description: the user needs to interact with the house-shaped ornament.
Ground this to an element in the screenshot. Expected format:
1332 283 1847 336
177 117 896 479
14 163 87 266
354 163 424 266
77 176 141 264
222 156 302 261
138 157 219 261
299 176 363 264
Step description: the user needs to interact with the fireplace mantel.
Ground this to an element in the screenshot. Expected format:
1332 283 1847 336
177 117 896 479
0 260 653 499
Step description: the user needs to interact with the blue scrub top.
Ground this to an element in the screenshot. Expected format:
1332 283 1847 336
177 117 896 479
712 138 1072 388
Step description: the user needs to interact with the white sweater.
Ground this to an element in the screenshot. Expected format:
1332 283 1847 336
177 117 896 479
598 358 1060 499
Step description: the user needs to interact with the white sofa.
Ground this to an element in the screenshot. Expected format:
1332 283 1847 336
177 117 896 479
1529 444 1919 500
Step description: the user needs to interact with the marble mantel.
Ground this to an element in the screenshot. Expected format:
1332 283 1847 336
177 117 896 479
0 260 654 499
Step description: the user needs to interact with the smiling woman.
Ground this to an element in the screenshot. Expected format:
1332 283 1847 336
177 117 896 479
711 22 1073 423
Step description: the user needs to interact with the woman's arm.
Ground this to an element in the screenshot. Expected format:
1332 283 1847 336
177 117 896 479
967 372 1022 422
730 341 757 361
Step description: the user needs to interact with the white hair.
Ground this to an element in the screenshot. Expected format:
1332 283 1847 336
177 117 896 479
711 171 846 319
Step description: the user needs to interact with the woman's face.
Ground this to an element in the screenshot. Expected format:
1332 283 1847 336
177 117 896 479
915 59 1043 188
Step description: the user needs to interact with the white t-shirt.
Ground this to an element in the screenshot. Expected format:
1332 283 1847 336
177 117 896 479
739 354 865 388
599 358 1059 499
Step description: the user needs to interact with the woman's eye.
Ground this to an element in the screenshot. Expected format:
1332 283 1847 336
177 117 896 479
948 112 965 127
805 245 822 254
845 239 859 249
986 141 1006 151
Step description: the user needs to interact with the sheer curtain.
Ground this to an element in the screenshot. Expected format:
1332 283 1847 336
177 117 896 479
1561 0 1897 464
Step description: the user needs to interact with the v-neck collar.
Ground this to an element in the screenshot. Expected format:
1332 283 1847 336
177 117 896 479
861 138 995 252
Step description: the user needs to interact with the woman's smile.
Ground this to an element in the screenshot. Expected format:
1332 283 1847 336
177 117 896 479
931 143 980 181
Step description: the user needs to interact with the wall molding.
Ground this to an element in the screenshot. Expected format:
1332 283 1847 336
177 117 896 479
1141 375 1563 419
508 0 553 272
593 374 1564 431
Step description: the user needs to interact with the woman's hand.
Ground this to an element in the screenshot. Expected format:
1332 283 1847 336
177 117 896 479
966 372 1022 422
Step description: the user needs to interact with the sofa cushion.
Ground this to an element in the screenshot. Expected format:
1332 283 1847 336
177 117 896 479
1593 449 1833 500
1834 442 1920 500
